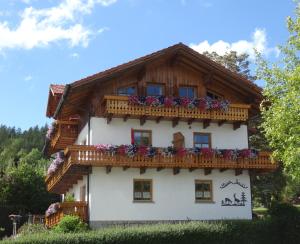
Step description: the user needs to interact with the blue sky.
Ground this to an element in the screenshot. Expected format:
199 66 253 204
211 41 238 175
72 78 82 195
0 0 295 130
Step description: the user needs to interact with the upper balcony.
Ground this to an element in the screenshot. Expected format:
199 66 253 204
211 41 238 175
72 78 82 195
103 95 251 129
46 120 79 155
46 145 277 194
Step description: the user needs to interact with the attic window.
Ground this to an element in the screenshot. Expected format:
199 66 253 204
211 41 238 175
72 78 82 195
179 86 196 98
146 84 164 96
117 86 136 96
206 90 223 100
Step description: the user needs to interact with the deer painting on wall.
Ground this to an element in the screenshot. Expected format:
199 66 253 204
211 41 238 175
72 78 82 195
221 192 247 206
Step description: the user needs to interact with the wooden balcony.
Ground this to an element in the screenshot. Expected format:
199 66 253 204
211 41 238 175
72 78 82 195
46 145 277 194
103 96 251 127
45 201 88 228
48 120 79 155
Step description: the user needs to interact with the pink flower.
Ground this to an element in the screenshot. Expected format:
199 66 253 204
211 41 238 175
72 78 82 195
164 97 173 107
200 148 214 158
239 149 251 158
138 146 148 156
176 147 187 157
223 150 233 160
146 96 157 106
117 145 126 155
181 97 191 107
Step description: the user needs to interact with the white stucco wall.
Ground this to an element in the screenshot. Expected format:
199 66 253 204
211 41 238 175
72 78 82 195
67 175 88 202
89 168 252 221
76 117 248 149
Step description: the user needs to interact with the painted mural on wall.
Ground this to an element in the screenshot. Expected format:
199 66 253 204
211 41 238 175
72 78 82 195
220 179 248 207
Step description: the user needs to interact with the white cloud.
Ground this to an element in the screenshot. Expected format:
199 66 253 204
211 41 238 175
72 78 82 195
190 28 279 59
0 0 117 51
71 52 79 58
24 75 32 81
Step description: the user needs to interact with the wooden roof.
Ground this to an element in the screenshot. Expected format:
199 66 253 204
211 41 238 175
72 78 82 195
47 43 263 119
46 84 65 117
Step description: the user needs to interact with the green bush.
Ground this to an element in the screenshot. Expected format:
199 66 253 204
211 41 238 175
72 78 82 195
1 211 300 244
64 193 75 202
17 224 47 236
52 215 88 233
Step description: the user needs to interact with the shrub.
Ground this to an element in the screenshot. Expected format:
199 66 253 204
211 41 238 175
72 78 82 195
17 224 47 236
52 215 88 233
64 193 75 202
268 202 300 242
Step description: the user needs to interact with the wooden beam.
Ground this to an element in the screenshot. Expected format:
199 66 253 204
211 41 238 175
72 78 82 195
140 167 146 175
173 167 180 175
203 119 211 129
107 113 113 124
233 122 241 130
106 166 112 174
172 117 179 128
189 167 196 172
156 167 164 171
123 166 129 171
188 118 194 125
218 120 226 127
123 114 130 122
156 116 163 124
137 66 146 81
204 168 212 175
169 52 179 67
235 169 243 176
140 115 147 126
219 168 227 172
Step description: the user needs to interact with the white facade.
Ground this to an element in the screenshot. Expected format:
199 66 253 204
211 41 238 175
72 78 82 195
76 117 248 149
68 117 252 225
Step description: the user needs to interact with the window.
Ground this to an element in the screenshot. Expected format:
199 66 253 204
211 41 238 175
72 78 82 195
194 133 211 148
206 90 223 100
117 86 136 96
146 84 164 96
133 179 152 201
179 86 196 98
80 185 86 202
195 180 213 202
133 130 152 146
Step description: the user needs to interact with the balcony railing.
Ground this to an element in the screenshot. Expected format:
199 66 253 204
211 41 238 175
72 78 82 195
103 95 251 123
46 145 277 194
48 120 79 154
45 201 88 228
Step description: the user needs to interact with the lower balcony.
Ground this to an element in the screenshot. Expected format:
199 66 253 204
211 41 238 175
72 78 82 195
45 201 88 228
45 145 277 194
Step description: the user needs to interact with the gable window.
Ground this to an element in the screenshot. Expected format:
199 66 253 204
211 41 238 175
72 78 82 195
179 86 196 98
194 133 211 148
206 90 223 100
146 84 164 96
133 130 152 146
195 180 213 202
117 86 136 96
133 179 152 202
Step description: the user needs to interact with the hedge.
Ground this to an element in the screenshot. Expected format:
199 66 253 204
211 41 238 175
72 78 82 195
1 218 299 244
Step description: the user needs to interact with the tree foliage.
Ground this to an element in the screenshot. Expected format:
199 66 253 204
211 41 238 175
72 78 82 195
256 3 300 180
203 51 256 80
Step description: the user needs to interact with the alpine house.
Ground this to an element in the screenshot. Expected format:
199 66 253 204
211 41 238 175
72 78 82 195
43 43 277 228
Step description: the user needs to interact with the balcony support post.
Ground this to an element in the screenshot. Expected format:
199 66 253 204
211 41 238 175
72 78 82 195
123 114 130 122
140 116 147 126
156 116 163 124
204 168 212 175
233 122 241 130
123 166 129 171
107 113 113 124
106 166 112 174
218 120 226 127
189 167 196 172
235 169 243 176
203 119 211 129
157 167 164 171
140 167 146 174
219 168 227 172
173 167 180 175
188 118 194 125
172 117 179 128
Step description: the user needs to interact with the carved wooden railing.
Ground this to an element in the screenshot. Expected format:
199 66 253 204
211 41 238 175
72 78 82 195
50 120 79 151
103 95 250 122
45 201 88 228
45 145 277 193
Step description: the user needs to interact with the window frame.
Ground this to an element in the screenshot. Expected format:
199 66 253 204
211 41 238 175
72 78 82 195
132 129 152 146
206 90 224 100
146 83 165 96
179 86 197 98
117 85 137 96
195 180 213 203
133 179 153 202
193 132 212 148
